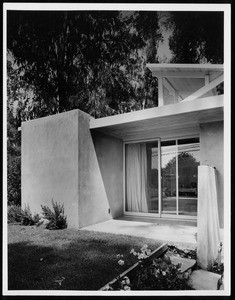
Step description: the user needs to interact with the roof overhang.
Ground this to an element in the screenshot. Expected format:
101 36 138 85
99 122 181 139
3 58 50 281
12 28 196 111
90 94 224 141
146 63 224 77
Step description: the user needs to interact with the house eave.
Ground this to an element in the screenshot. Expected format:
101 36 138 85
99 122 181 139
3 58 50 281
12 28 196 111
90 95 224 140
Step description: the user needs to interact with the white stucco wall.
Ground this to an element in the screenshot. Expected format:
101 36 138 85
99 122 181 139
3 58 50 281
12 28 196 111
22 110 80 228
21 109 124 228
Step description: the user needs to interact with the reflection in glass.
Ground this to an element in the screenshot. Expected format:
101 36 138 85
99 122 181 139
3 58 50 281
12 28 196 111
161 141 176 214
146 143 159 213
178 138 200 216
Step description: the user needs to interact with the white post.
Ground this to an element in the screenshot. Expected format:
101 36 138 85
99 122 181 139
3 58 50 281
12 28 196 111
157 74 164 106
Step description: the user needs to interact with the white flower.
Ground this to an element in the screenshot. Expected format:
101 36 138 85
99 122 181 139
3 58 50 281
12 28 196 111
130 249 134 254
141 244 148 250
138 253 144 260
123 276 130 285
162 271 166 276
118 259 125 266
124 285 131 290
121 280 126 286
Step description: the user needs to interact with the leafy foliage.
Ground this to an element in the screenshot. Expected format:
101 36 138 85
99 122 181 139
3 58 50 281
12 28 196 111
7 154 21 205
7 11 161 117
105 247 192 291
168 11 223 63
8 205 22 223
21 204 42 226
8 204 42 225
7 59 36 205
41 200 67 230
162 151 199 177
129 256 192 290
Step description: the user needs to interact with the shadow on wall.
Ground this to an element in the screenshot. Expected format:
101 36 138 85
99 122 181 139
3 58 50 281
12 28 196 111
91 130 123 219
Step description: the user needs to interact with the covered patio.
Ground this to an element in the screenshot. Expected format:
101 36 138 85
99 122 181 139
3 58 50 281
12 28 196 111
81 217 197 247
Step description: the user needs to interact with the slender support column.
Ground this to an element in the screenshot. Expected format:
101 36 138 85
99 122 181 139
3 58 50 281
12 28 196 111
205 74 210 85
157 73 164 106
174 90 179 103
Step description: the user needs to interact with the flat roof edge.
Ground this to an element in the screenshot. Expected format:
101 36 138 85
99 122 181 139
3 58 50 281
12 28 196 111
146 63 224 70
90 95 224 129
21 108 93 126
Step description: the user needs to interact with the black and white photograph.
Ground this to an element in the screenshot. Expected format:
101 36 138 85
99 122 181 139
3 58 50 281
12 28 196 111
3 2 231 296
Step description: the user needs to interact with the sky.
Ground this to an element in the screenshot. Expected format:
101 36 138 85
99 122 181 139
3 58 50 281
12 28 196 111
157 30 172 62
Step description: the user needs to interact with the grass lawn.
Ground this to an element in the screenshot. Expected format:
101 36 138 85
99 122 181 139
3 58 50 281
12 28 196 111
8 223 162 290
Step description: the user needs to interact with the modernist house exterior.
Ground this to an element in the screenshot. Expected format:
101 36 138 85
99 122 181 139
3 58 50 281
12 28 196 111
21 64 224 230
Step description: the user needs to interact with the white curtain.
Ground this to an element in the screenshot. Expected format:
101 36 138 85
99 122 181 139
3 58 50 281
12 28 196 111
197 165 221 270
126 143 148 212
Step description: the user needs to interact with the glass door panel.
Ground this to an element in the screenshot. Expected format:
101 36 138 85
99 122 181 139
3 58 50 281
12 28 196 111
146 142 159 213
178 138 200 216
161 140 177 214
125 141 159 213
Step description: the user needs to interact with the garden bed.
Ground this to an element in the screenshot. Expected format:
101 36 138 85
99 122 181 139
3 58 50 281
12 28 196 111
101 243 223 291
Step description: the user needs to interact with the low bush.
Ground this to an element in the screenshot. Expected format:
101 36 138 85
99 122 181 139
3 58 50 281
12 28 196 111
21 205 43 226
8 204 43 226
8 205 22 223
41 200 67 230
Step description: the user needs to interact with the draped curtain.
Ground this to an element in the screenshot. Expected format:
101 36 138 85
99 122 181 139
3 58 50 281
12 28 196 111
126 143 148 212
197 165 221 270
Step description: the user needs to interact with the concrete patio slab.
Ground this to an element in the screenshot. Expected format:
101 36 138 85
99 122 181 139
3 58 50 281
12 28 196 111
188 269 221 290
169 256 196 273
81 219 197 246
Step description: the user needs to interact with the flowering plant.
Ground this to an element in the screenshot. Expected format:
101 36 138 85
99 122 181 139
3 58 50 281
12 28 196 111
131 256 191 290
103 245 192 291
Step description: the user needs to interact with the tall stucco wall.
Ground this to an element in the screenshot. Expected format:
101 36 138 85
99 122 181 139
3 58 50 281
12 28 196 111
199 121 224 228
91 130 123 219
77 112 113 228
22 110 79 228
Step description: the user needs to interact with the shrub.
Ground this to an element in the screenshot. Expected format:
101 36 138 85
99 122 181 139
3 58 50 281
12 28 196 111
104 245 192 291
21 205 43 226
8 205 22 223
7 155 21 206
41 200 67 230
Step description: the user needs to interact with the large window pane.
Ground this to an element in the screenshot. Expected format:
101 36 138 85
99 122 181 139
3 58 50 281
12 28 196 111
146 142 159 213
161 140 177 214
178 138 200 216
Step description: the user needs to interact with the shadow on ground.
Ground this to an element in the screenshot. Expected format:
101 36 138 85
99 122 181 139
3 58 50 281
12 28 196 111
8 229 162 290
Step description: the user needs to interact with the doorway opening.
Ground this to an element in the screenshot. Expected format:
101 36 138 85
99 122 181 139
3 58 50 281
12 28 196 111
124 137 200 219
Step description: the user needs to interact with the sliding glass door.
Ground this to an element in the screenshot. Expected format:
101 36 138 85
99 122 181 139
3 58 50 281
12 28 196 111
125 137 199 218
125 141 160 214
178 138 200 216
161 140 177 214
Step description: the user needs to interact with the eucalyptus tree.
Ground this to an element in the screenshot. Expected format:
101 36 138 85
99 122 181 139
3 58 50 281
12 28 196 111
7 10 162 118
167 11 224 63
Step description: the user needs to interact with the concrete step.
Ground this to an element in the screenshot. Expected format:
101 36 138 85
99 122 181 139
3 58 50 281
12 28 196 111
188 269 222 290
168 255 196 273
